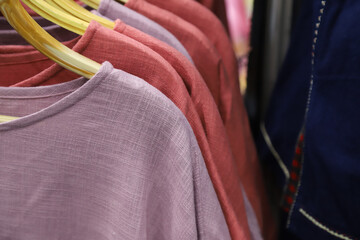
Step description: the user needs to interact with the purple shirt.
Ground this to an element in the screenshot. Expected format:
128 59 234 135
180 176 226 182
0 62 230 239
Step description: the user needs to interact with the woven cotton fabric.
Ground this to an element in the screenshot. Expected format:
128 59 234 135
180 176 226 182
0 62 229 239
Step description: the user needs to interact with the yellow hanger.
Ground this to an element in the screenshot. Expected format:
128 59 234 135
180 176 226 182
79 0 100 10
22 0 88 35
0 0 102 121
46 0 115 29
81 0 127 10
0 115 19 123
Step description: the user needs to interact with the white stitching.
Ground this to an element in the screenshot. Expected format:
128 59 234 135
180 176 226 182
287 0 327 226
305 2 326 115
299 208 354 240
260 122 290 181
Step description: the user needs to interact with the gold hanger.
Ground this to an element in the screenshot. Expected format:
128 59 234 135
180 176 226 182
0 115 19 123
0 0 102 122
79 0 100 10
81 0 128 10
45 0 115 29
22 0 88 35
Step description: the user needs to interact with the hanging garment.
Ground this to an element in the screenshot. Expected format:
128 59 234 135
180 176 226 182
124 0 223 106
146 0 237 87
100 1 255 238
286 1 360 239
0 21 250 238
195 0 229 32
259 0 360 239
5 0 193 63
95 0 192 62
120 1 270 236
0 61 230 239
141 1 273 236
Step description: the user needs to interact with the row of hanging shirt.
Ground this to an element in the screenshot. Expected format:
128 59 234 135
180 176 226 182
0 0 274 239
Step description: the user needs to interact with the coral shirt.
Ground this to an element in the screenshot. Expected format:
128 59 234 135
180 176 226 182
122 0 270 237
140 0 274 237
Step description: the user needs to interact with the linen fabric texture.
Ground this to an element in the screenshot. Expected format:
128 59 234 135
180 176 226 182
95 3 254 237
0 62 230 239
123 1 267 238
0 21 248 238
142 0 274 236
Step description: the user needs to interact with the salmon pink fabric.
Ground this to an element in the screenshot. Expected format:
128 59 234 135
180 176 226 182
146 0 237 90
123 0 269 238
195 0 229 33
141 0 274 237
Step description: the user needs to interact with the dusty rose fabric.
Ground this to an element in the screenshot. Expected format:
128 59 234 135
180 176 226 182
0 61 230 239
142 0 275 237
0 21 250 238
97 0 193 63
124 0 222 107
110 19 262 238
146 0 237 89
195 0 229 32
123 0 267 238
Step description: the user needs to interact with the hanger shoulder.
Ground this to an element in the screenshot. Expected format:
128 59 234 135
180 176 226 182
22 0 88 35
0 0 101 79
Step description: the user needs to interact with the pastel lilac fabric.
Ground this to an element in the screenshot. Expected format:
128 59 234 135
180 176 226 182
0 62 230 239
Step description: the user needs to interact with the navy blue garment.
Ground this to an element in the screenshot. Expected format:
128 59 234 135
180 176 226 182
257 0 314 188
290 0 360 239
258 0 360 239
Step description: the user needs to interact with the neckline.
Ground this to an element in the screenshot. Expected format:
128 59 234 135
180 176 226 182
0 61 113 132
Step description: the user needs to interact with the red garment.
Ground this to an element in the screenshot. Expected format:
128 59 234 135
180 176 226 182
125 0 222 107
146 0 237 89
115 19 258 239
195 0 229 32
125 0 271 237
0 21 251 239
143 0 275 237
